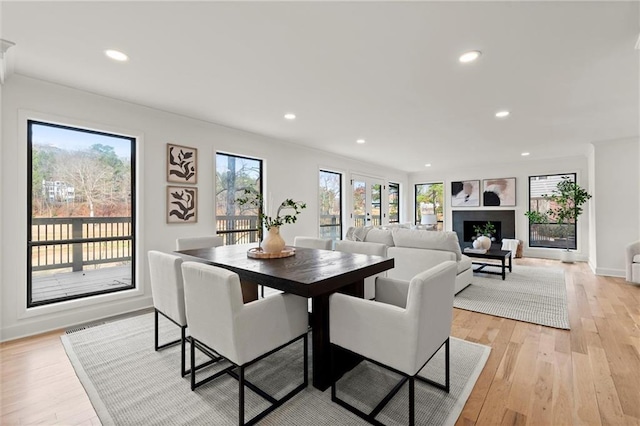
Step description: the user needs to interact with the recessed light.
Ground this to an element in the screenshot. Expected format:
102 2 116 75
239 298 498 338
459 50 481 63
424 163 432 167
521 152 530 156
356 139 366 144
104 49 128 62
495 110 510 118
284 113 296 120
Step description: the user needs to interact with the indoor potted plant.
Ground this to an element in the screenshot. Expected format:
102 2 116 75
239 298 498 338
237 188 306 253
525 177 592 263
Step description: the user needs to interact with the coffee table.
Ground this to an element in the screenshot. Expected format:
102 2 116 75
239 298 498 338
467 249 512 280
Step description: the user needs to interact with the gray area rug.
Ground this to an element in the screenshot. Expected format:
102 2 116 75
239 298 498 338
455 265 570 329
61 313 490 425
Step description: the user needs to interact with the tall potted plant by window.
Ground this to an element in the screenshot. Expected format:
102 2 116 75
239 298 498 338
525 177 592 263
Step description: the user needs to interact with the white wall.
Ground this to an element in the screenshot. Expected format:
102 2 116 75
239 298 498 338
590 137 640 277
1 75 408 341
409 156 591 260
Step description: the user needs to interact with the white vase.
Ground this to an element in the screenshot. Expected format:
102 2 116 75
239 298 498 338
261 227 286 253
473 236 492 250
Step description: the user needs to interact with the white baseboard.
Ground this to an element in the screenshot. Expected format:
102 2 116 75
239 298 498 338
0 296 153 342
594 267 625 278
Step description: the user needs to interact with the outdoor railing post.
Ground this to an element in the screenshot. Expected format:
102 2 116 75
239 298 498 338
72 218 83 272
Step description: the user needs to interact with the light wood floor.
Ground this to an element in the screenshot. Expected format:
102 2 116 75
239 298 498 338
1 258 639 425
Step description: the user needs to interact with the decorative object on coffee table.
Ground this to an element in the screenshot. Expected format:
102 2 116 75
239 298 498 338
236 188 306 254
472 221 496 250
167 144 197 184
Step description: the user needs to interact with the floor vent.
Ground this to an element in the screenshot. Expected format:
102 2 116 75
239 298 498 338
66 322 106 334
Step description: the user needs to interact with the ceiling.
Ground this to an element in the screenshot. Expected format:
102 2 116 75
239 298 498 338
2 1 639 173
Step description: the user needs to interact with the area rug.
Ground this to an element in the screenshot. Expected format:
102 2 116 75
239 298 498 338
61 313 490 426
455 265 570 329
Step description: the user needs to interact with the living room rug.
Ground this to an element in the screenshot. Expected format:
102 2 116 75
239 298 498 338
454 265 570 329
61 313 490 426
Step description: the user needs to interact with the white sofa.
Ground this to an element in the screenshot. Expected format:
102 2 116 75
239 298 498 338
345 226 473 295
626 241 640 284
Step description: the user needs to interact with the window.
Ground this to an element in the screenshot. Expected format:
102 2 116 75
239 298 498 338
215 153 263 245
28 121 136 307
319 170 342 240
388 182 400 223
415 183 444 230
528 173 577 249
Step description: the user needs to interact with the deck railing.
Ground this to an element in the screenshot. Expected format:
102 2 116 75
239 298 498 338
30 217 132 271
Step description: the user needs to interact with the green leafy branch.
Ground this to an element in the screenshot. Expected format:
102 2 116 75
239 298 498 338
236 188 306 230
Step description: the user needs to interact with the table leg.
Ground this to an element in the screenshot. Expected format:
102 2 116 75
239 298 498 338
310 279 364 391
508 253 513 272
239 280 258 303
501 258 506 280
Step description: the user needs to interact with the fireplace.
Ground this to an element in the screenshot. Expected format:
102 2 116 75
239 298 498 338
463 220 502 243
452 210 515 249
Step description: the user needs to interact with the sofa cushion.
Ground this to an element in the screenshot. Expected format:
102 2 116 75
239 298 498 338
364 228 395 246
391 229 462 261
458 254 472 274
387 247 456 281
346 226 373 242
633 254 640 263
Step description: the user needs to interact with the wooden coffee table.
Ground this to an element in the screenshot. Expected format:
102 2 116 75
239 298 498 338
467 249 512 280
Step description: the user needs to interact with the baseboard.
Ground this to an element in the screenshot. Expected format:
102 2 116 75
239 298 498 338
594 267 625 278
522 249 588 262
0 296 153 342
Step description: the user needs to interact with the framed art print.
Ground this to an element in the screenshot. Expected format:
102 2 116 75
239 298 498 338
167 143 197 184
451 180 480 207
167 186 197 223
482 177 516 206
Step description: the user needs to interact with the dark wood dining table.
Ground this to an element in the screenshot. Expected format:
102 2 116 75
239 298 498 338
176 243 394 391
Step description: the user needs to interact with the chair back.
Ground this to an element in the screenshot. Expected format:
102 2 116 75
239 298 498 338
181 261 244 362
147 251 187 326
176 235 224 251
293 236 333 250
406 261 457 370
334 240 387 299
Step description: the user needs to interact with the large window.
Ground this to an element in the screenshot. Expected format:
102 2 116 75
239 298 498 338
388 182 400 223
528 173 577 249
215 153 263 245
415 183 444 230
319 170 342 240
28 121 136 307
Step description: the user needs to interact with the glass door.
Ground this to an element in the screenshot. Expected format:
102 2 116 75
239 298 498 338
351 175 383 228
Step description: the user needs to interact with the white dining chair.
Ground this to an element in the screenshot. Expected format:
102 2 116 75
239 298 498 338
147 250 221 377
181 261 309 425
329 261 457 425
293 236 333 250
334 240 387 300
175 235 224 251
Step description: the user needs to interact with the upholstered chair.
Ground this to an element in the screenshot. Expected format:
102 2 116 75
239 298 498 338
626 241 640 284
175 235 224 251
148 251 220 377
181 261 309 425
334 240 388 300
329 261 457 425
293 236 333 250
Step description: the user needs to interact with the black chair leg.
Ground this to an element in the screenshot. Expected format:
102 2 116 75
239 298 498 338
154 309 159 351
409 377 415 426
445 338 450 393
239 366 245 426
181 326 187 377
190 336 196 391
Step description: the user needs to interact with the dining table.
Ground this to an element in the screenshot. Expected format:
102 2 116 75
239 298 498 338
176 243 394 391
